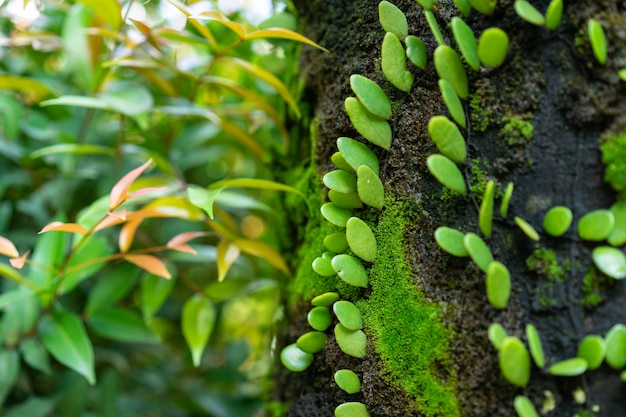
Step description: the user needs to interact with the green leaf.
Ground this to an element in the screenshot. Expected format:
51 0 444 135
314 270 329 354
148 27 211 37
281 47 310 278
499 336 531 387
346 217 377 263
1 287 39 345
378 1 408 40
434 45 469 99
312 256 336 276
29 218 70 291
592 246 626 279
311 292 340 307
345 97 392 150
329 190 364 209
333 300 363 330
141 273 176 321
381 32 413 93
100 83 154 117
608 201 626 246
62 236 115 296
427 154 467 195
588 19 607 65
525 324 545 368
331 254 369 288
549 358 588 376
545 0 563 30
39 309 95 385
514 0 546 26
321 203 353 227
308 306 332 331
438 79 466 128
334 369 361 394
350 75 392 120
335 402 370 417
19 339 52 375
514 396 539 417
451 17 479 71
478 28 510 68
332 152 356 173
434 226 469 257
29 144 116 160
468 0 496 15
76 0 122 29
182 295 216 367
356 165 385 210
488 322 508 350
500 182 514 218
323 170 357 194
479 180 495 237
415 0 436 10
486 261 511 309
453 0 472 17
87 307 157 344
542 206 573 237
0 349 19 406
406 36 427 70
0 288 37 311
334 324 367 358
605 323 626 369
464 232 494 272
337 137 380 174
280 343 313 372
578 209 614 241
515 216 540 241
3 397 55 417
424 10 445 46
428 115 467 163
296 331 328 353
62 4 95 91
0 75 54 99
577 335 606 370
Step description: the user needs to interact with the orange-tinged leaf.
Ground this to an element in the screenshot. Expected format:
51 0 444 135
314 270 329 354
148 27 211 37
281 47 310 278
109 159 154 209
119 219 142 252
143 197 205 220
124 254 171 279
217 240 241 282
39 221 88 235
128 187 166 200
192 11 246 38
167 232 208 249
0 236 19 258
9 251 30 270
245 28 328 52
0 75 54 99
234 239 290 275
165 0 218 48
169 244 197 254
130 18 152 36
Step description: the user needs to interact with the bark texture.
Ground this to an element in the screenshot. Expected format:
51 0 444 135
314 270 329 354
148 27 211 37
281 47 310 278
274 0 626 416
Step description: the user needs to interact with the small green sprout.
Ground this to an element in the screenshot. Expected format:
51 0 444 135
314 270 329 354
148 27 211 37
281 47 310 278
334 323 367 358
356 165 385 210
280 343 314 372
577 335 606 370
605 323 626 369
332 151 356 173
499 336 531 387
542 206 573 237
328 190 364 209
346 217 377 263
331 254 369 288
345 97 392 150
588 19 607 65
514 395 539 417
308 306 332 331
620 68 626 82
453 0 471 18
479 180 495 238
426 154 467 195
515 216 540 241
297 331 329 353
578 209 614 241
468 0 496 16
514 0 546 26
450 17 480 71
406 35 427 70
488 323 508 350
350 75 392 120
608 201 626 246
381 32 414 92
334 369 361 394
438 79 466 128
428 115 467 163
337 137 380 174
323 170 357 194
378 1 408 40
592 246 626 279
525 324 545 368
424 10 445 46
324 232 349 253
333 300 363 330
312 256 336 277
464 232 494 272
477 28 509 68
312 292 340 307
434 45 469 99
486 261 511 309
434 226 469 257
334 402 370 417
500 182 514 218
548 358 588 376
544 0 563 30
321 202 352 227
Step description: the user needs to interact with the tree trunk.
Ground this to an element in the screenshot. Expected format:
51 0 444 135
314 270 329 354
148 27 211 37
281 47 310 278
273 0 626 416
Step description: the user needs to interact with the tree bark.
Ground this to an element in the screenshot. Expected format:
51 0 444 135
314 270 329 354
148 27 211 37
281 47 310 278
274 0 626 416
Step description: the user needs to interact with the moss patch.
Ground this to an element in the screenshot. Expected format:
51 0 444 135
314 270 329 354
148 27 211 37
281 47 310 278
358 198 459 417
600 127 626 201
499 114 533 146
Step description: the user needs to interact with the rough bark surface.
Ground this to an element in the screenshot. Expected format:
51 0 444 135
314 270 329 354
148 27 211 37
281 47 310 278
275 0 626 416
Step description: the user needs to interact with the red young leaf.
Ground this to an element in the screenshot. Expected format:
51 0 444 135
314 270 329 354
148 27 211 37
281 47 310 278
39 221 88 235
167 231 208 249
128 187 166 200
119 219 142 252
9 250 30 269
0 235 19 258
109 159 153 209
124 254 171 279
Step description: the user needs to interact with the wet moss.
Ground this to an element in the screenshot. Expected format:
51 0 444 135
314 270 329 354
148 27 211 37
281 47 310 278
600 127 626 201
358 198 460 417
526 247 569 283
499 114 534 146
581 265 613 309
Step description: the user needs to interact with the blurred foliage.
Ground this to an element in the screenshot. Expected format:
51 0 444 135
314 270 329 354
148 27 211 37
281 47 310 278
0 0 319 415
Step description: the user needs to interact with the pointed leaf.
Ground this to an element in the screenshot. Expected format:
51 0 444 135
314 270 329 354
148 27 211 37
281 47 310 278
0 75 53 98
124 254 171 279
0 236 19 258
217 240 241 282
9 251 29 270
20 339 52 375
0 349 19 406
141 273 176 321
39 221 88 235
234 239 290 275
109 159 154 209
119 219 142 252
84 264 140 315
182 295 216 367
245 28 328 51
87 307 157 344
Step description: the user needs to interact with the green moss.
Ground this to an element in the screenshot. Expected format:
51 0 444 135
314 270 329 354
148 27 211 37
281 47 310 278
600 127 626 201
582 265 612 309
469 157 502 199
526 247 569 282
358 198 460 417
499 114 533 146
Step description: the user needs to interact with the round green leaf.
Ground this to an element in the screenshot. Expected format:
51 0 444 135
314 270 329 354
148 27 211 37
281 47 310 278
479 180 495 238
514 395 539 417
428 115 467 163
312 292 340 307
464 232 494 272
478 28 509 68
328 190 364 209
605 324 626 369
438 79 466 128
321 203 352 227
280 343 313 372
308 306 332 331
312 256 336 277
578 209 614 241
543 206 573 237
350 75 392 120
346 217 377 263
619 68 626 82
297 331 328 354
592 246 626 279
488 322 508 350
324 232 349 253
381 32 413 92
182 295 216 367
426 154 467 195
331 254 369 288
454 0 472 17
545 0 563 30
323 170 357 194
515 216 540 241
588 19 607 65
500 182 514 218
337 137 380 175
486 261 511 309
415 0 436 9
345 97 392 150
577 335 606 370
334 402 370 417
468 0 496 15
356 165 385 210
334 323 367 358
334 369 361 394
333 300 363 330
525 324 545 368
514 0 546 26
378 1 408 41
434 226 469 257
549 358 587 376
332 151 356 173
608 201 626 246
499 336 531 387
434 45 469 99
406 35 427 70
450 17 479 71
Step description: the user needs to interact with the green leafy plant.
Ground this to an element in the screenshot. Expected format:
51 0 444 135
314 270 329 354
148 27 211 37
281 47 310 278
378 1 409 40
605 324 626 369
434 45 469 99
500 182 515 218
592 247 626 279
468 0 496 16
488 322 508 350
477 28 510 68
333 300 364 330
350 75 393 120
514 0 546 26
577 335 606 370
464 232 494 272
428 115 468 163
515 216 540 241
345 97 393 149
427 154 468 195
346 217 378 263
578 209 614 241
334 324 367 358
588 19 608 65
334 369 362 394
525 324 546 368
435 227 470 257
514 395 539 417
406 35 428 70
499 336 531 387
545 0 564 30
486 261 511 309
543 206 573 237
451 17 480 71
479 180 496 237
381 32 414 92
548 358 588 376
335 402 371 417
439 79 467 128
